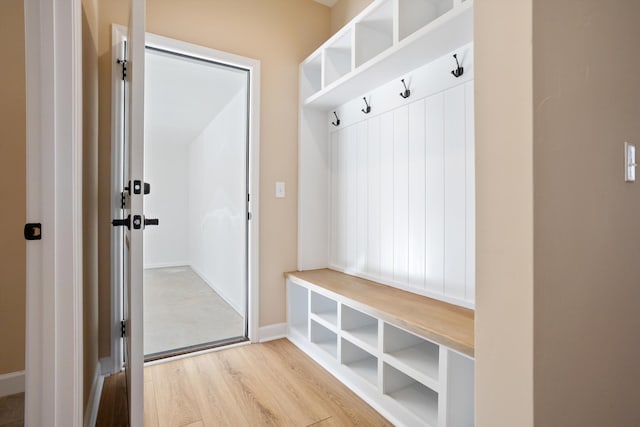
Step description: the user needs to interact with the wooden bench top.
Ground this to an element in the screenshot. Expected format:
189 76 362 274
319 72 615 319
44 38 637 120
285 269 475 357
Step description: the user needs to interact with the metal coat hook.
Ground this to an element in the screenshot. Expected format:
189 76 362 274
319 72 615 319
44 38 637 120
399 79 411 99
331 111 341 127
451 54 464 78
361 97 371 114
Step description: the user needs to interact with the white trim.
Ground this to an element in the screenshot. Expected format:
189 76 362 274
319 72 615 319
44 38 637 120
110 28 261 368
258 323 287 342
0 371 25 397
143 262 189 270
143 340 251 367
24 0 84 425
83 363 104 427
110 23 127 376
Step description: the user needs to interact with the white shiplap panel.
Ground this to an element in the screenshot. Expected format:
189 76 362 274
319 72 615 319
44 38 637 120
408 100 426 289
366 116 381 277
379 111 394 282
443 85 466 300
393 107 409 284
464 82 475 302
346 125 358 272
329 131 339 267
425 93 445 295
355 121 368 273
337 128 348 268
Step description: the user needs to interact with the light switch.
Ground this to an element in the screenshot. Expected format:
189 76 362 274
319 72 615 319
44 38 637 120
275 181 286 198
625 142 636 182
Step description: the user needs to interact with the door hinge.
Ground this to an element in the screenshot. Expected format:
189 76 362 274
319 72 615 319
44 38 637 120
120 320 126 338
247 212 252 221
24 223 42 240
116 58 127 81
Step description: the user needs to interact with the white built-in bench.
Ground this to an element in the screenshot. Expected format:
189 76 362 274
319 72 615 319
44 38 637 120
285 268 474 427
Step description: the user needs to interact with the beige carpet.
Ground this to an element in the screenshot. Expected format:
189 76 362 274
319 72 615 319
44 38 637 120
144 266 244 356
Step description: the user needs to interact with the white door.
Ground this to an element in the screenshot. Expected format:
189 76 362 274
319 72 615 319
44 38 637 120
124 0 145 425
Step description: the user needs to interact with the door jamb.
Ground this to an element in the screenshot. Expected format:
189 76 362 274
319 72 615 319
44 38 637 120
24 0 84 424
109 27 261 371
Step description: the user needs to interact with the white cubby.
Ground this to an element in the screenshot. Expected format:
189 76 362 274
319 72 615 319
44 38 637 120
310 291 338 327
397 0 454 42
341 338 378 387
286 275 475 426
310 320 338 358
301 53 322 100
354 0 394 67
341 305 378 351
384 323 440 388
287 281 308 338
323 30 353 87
384 363 439 426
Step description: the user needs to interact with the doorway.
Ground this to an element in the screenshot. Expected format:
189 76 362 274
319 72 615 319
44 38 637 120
142 47 249 358
110 27 260 368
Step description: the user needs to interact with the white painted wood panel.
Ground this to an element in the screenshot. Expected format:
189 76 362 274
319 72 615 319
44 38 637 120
464 82 475 301
329 131 339 268
346 125 358 271
356 122 369 272
425 94 445 295
393 107 409 284
366 117 381 277
379 111 395 282
323 50 474 308
443 85 466 300
407 100 427 289
337 128 348 268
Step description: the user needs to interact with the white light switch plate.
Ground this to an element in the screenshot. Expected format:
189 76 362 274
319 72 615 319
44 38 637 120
625 142 636 182
275 181 286 198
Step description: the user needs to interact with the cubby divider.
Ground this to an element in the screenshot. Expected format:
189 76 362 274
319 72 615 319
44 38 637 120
310 319 338 359
341 305 378 351
287 280 309 338
383 363 439 426
354 0 394 67
341 338 378 388
323 30 353 87
310 291 338 328
383 323 440 389
397 0 454 41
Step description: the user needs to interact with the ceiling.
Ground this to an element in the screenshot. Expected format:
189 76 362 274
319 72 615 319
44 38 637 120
145 49 247 147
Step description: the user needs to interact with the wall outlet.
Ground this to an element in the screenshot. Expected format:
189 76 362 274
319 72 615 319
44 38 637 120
275 182 286 198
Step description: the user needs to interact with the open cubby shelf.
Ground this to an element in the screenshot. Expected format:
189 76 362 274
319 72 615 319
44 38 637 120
300 0 473 107
286 272 475 426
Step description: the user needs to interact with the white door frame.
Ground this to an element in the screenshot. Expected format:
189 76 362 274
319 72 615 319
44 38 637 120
24 0 84 425
109 27 261 371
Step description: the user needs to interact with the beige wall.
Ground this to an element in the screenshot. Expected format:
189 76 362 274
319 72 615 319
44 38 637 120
330 0 372 34
97 0 331 356
0 0 26 376
474 1 534 425
532 1 640 425
82 0 100 412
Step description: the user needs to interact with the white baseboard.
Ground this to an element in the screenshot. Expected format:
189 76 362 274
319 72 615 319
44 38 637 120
258 323 287 342
144 262 189 270
0 370 25 398
84 361 104 427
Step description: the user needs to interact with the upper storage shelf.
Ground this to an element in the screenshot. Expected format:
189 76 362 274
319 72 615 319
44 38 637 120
300 0 473 109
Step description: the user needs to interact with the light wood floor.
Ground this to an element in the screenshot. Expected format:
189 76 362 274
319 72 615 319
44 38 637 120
97 339 391 426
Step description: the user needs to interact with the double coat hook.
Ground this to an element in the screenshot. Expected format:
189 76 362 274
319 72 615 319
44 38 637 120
361 97 371 114
399 79 411 99
331 111 340 127
451 54 464 78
